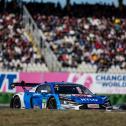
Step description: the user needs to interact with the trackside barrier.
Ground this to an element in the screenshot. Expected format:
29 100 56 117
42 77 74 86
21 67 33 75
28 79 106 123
1 72 126 94
22 6 62 71
0 72 126 104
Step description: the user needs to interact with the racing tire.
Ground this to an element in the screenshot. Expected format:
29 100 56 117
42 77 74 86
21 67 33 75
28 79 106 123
99 104 106 110
79 104 88 109
47 97 57 109
10 96 21 109
99 100 112 110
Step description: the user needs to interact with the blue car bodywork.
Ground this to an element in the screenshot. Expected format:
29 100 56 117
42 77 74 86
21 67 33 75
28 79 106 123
10 81 111 110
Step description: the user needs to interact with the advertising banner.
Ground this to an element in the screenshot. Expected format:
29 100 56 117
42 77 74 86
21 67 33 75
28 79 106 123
67 73 126 94
93 74 126 94
0 72 19 93
1 72 126 94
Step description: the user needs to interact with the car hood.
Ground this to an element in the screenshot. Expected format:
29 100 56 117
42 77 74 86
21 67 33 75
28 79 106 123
59 94 108 104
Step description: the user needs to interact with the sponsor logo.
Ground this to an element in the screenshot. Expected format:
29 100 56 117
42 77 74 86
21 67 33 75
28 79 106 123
72 94 92 97
80 98 98 102
67 73 93 88
33 94 41 96
88 104 99 108
0 73 19 93
42 99 46 108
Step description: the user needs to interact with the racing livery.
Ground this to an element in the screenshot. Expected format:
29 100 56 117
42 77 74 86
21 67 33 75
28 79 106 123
10 81 112 110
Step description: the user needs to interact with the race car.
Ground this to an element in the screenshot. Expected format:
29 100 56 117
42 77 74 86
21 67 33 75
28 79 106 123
10 81 112 110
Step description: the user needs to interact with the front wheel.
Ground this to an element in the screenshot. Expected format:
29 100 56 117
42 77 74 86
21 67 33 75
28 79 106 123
47 97 57 109
100 100 112 110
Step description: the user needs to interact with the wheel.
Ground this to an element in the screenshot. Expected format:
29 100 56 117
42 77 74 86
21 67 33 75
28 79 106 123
11 96 21 109
100 100 112 110
79 104 88 109
47 97 57 109
99 104 106 109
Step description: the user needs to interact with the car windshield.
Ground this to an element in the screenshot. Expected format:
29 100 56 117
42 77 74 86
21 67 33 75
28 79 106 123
54 84 93 95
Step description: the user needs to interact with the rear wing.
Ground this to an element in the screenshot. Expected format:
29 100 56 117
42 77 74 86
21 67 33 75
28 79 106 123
11 81 40 89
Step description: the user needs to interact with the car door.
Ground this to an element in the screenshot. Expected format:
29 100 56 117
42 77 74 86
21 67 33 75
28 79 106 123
35 84 52 109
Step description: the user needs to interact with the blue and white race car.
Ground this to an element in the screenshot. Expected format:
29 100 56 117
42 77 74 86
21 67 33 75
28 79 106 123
10 81 112 110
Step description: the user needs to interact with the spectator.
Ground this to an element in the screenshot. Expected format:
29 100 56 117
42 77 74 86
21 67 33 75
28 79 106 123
34 14 126 72
1 1 126 72
0 12 44 71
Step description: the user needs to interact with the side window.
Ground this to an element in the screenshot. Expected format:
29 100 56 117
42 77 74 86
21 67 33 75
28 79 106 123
36 85 51 93
36 85 45 93
45 85 51 93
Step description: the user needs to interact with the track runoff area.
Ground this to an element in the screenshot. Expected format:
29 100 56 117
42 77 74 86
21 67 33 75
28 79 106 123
0 109 126 126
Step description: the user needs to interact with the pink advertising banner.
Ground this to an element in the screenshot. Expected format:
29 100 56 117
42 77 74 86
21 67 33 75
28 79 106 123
1 72 126 94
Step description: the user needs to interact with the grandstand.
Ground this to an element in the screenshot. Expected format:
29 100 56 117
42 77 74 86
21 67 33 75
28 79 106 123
0 12 48 72
0 0 126 73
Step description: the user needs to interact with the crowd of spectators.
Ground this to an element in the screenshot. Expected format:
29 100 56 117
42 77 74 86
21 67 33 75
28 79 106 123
34 14 126 72
0 12 44 71
1 1 126 72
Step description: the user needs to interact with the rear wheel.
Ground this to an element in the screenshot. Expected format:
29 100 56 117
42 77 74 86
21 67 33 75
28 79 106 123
11 96 21 109
47 97 57 109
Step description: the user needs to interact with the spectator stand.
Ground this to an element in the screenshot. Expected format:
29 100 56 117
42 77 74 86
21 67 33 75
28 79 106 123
23 6 62 72
0 10 47 72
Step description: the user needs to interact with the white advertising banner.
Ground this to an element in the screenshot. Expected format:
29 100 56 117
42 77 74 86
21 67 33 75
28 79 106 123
93 74 126 94
1 72 126 94
67 73 126 94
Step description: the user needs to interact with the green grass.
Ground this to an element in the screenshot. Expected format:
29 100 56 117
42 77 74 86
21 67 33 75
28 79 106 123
0 93 13 104
0 109 125 126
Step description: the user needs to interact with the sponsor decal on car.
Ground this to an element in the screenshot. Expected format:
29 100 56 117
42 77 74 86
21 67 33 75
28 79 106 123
42 99 46 108
87 104 99 108
80 98 98 102
72 94 92 97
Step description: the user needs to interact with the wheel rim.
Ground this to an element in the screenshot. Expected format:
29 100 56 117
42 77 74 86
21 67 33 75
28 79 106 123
13 97 20 108
48 99 56 109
